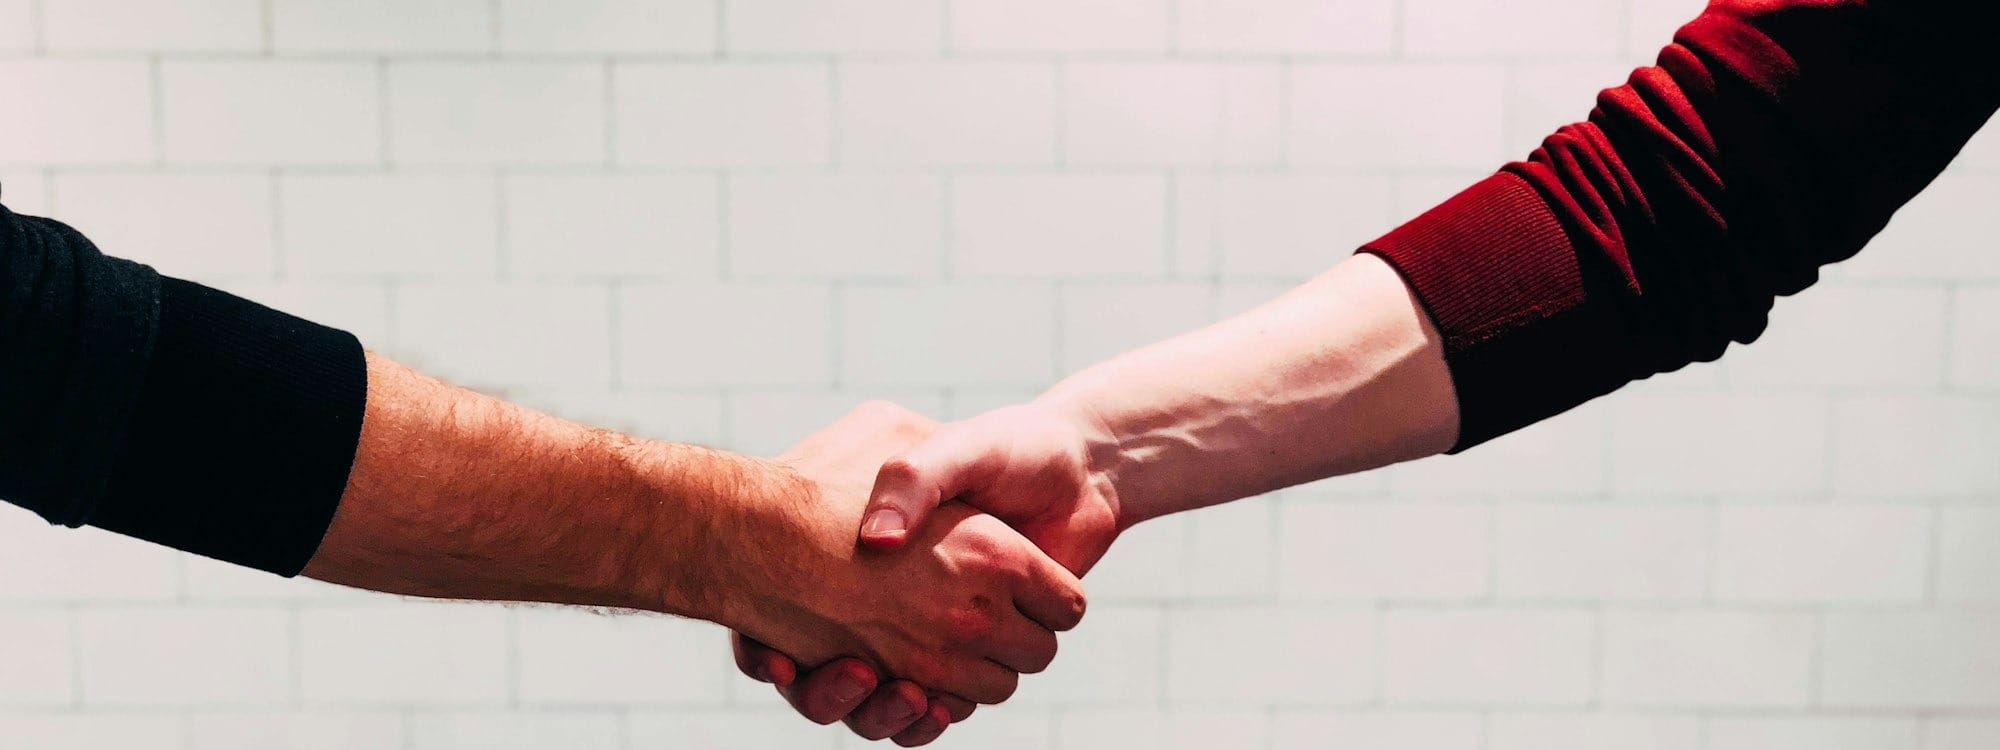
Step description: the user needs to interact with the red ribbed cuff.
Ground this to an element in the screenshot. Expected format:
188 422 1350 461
1362 172 1619 452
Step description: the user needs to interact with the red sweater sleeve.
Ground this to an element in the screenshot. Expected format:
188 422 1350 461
1363 0 2000 450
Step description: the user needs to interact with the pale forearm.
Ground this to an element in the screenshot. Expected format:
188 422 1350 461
1039 253 1459 526
301 352 776 622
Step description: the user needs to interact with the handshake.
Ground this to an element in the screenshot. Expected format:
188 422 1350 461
303 255 1461 747
717 399 1121 746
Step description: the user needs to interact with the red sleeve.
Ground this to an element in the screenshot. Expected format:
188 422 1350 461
1362 0 2000 450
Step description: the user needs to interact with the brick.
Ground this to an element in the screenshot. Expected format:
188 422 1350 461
0 0 29 51
952 174 1166 277
187 713 405 750
1712 504 1930 603
728 174 942 279
514 609 727 705
162 62 379 166
1404 0 1620 57
499 0 715 54
410 713 621 750
505 175 719 279
219 282 394 347
1822 612 2000 709
45 0 260 52
1186 175 1394 278
1185 498 1277 599
0 170 49 212
0 717 182 750
389 63 605 166
1082 514 1186 600
1508 62 1641 155
1177 0 1395 54
0 62 154 165
951 0 1168 52
0 512 178 602
1956 119 2000 172
1840 177 2000 280
1292 64 1507 169
726 0 939 53
1928 719 2000 750
1486 715 1700 750
1951 287 2000 387
1273 712 1482 750
834 712 1051 749
1279 501 1489 600
1601 612 1813 707
78 607 289 706
52 174 274 281
281 175 496 278
944 388 1042 420
1010 606 1163 706
626 711 839 750
723 391 945 457
1628 0 1707 54
1938 508 2000 601
841 284 1056 386
1493 502 1708 602
300 603 510 705
514 389 726 447
1063 63 1283 166
181 552 372 602
272 0 491 53
0 611 73 706
1166 606 1373 704
1609 394 1828 494
1832 396 2000 496
394 283 613 389
1727 285 1948 388
1391 400 1610 494
1058 709 1267 750
839 62 1056 166
616 63 830 166
1705 717 1920 750
618 283 833 387
1381 609 1595 705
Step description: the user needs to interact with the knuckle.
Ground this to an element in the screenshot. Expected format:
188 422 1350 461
876 457 926 487
945 602 997 645
985 673 1021 703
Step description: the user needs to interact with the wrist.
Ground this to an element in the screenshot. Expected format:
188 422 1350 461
607 438 803 626
1030 389 1145 532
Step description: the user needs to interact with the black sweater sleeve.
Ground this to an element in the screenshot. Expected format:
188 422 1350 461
0 199 367 576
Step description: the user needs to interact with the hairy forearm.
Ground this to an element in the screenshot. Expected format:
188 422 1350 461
301 352 788 622
1039 253 1459 526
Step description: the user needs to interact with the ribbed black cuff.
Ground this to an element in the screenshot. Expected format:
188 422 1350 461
90 278 367 576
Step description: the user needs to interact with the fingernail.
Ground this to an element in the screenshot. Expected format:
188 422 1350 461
888 698 921 723
862 509 907 538
832 671 871 704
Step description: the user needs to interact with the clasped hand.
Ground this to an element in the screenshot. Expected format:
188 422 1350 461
736 401 1123 746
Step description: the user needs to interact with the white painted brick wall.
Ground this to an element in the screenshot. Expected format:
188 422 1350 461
0 1 1995 747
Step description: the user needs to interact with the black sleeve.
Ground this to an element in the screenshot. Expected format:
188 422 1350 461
0 199 368 576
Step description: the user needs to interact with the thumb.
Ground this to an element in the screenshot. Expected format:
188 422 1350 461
860 423 1006 548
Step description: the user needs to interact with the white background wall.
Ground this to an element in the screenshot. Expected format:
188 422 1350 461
2 0 1998 748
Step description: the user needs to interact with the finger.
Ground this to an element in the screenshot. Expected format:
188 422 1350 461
982 613 1059 674
730 633 797 687
934 658 1019 705
862 423 1008 548
1013 554 1089 632
843 680 929 741
891 703 955 747
778 658 879 725
932 693 977 723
